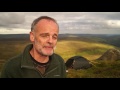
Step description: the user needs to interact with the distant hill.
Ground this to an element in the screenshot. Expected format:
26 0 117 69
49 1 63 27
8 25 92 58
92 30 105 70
0 34 29 41
0 34 120 47
58 34 120 48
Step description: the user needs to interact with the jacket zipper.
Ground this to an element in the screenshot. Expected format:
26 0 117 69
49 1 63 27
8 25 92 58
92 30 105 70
21 66 44 78
43 66 58 77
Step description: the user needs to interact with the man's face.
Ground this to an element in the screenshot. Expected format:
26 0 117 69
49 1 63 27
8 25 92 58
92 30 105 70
30 19 59 56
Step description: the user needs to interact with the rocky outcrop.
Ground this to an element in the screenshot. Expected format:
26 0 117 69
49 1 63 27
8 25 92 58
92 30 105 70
97 49 120 60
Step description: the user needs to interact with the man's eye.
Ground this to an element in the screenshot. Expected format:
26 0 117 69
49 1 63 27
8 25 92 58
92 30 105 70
53 36 57 39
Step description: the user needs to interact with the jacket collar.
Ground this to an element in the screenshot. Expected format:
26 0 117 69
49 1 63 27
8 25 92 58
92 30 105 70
21 44 34 69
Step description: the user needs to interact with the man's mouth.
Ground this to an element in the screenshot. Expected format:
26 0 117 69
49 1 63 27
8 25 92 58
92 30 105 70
44 46 53 49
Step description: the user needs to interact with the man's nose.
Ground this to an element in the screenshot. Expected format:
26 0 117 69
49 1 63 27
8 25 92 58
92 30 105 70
47 36 53 43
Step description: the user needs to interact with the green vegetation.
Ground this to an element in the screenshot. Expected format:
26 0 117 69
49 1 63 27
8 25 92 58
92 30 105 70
67 60 120 78
0 38 120 78
55 40 116 61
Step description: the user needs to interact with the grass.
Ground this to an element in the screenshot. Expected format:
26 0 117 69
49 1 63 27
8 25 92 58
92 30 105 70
67 60 120 78
0 39 120 78
55 40 115 61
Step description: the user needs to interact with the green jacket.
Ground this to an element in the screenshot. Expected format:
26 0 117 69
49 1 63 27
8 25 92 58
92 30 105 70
0 44 66 78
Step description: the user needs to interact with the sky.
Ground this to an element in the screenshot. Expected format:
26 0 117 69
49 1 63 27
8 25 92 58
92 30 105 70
0 12 120 34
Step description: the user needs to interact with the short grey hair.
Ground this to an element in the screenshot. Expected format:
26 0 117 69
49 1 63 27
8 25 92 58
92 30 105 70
31 16 59 31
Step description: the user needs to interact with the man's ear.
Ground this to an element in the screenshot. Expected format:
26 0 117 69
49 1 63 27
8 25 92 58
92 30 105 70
30 31 35 42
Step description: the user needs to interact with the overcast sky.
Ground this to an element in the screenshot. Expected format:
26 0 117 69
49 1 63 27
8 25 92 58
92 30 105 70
0 12 120 34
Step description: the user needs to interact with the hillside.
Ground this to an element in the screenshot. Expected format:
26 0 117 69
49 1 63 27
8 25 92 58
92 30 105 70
55 40 117 62
0 34 120 78
0 34 120 47
58 34 120 48
0 34 119 63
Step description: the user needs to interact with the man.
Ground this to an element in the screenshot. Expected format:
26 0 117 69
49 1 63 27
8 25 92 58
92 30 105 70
0 16 66 78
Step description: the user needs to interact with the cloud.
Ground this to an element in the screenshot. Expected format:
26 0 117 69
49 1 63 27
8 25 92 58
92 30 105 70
0 12 120 34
